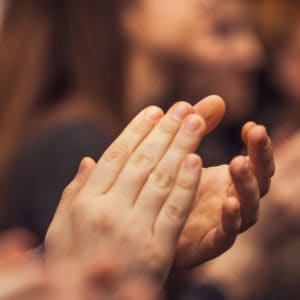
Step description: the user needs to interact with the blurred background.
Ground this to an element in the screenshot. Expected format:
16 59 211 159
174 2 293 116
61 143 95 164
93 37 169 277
0 0 300 299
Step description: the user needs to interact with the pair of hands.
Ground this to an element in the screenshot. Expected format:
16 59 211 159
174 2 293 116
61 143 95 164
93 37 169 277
45 95 274 290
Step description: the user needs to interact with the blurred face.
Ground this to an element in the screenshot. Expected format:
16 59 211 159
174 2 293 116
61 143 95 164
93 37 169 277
123 0 264 122
274 18 300 110
183 0 264 123
122 0 210 58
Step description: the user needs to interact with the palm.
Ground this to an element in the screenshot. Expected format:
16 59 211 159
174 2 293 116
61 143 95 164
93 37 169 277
175 164 237 268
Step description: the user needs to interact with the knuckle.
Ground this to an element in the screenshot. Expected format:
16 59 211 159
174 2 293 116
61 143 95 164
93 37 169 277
93 210 115 234
176 175 197 190
151 168 174 190
173 139 189 153
102 142 128 163
158 119 177 135
164 202 187 221
131 152 155 168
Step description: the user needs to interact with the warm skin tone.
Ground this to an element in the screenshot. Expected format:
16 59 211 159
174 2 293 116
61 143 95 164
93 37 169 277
0 230 159 300
45 96 274 288
180 0 264 123
46 100 205 284
122 0 264 123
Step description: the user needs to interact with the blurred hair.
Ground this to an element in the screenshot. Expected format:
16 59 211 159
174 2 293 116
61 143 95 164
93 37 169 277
253 0 300 51
0 0 126 225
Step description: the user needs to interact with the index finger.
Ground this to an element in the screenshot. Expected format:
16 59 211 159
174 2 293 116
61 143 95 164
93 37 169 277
193 95 226 135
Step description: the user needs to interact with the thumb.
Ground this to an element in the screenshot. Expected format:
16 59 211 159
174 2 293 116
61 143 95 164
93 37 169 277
57 157 96 211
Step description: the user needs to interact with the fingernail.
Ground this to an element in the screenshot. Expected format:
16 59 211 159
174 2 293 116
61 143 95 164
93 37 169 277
144 106 163 121
183 115 202 133
171 102 191 121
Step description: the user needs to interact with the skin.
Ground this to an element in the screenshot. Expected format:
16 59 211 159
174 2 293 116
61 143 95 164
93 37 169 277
122 0 264 122
0 231 59 300
180 0 264 122
45 96 274 279
46 101 206 291
0 230 159 300
175 120 275 267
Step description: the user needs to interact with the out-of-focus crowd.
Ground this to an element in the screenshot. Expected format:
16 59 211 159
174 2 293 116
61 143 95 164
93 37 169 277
0 0 298 299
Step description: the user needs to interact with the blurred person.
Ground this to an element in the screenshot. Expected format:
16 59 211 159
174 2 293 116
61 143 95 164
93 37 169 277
0 1 275 298
189 6 300 300
0 0 274 273
44 101 272 298
179 0 264 123
176 0 265 165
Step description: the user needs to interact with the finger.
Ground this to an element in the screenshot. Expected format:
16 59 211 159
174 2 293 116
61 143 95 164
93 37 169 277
57 157 96 212
197 197 240 265
0 230 36 265
230 156 260 232
0 257 48 300
243 124 275 196
84 106 164 194
135 115 205 222
108 102 194 205
155 154 202 244
241 121 256 144
175 197 241 268
193 95 225 135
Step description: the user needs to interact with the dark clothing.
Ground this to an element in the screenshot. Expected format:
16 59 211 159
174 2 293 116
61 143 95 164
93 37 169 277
8 120 111 241
198 125 245 167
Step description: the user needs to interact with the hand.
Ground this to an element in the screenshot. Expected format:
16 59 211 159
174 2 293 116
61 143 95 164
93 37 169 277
45 101 206 290
175 122 275 268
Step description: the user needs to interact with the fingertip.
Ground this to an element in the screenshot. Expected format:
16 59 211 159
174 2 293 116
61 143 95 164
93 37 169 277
183 153 203 175
183 113 207 134
144 106 164 121
193 95 226 134
203 95 226 112
78 157 96 174
229 156 248 177
248 125 269 148
241 121 257 144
